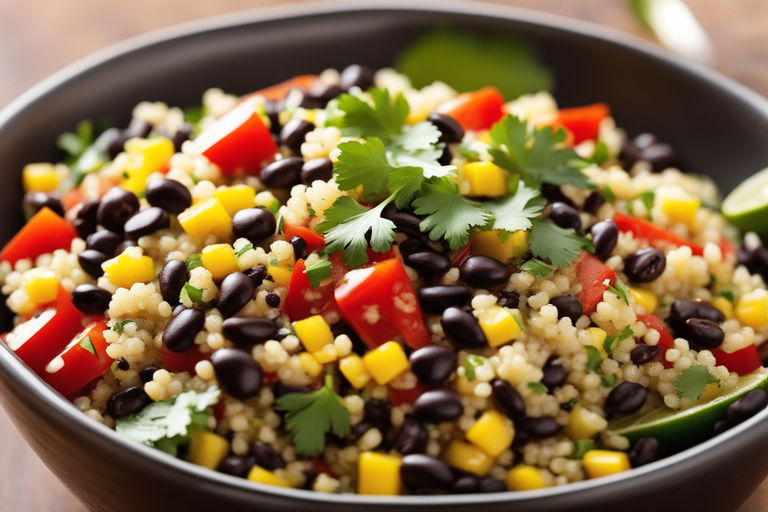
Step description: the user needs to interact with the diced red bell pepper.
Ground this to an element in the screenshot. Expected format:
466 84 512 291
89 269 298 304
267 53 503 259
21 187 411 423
388 383 427 406
195 97 278 175
334 258 431 349
437 86 505 132
241 74 318 102
328 247 397 284
718 237 737 261
283 259 334 321
41 320 112 397
3 286 87 373
161 345 208 374
282 223 325 254
0 207 78 265
212 399 226 421
450 242 472 268
576 251 616 316
614 212 704 256
310 459 337 479
553 103 610 145
712 344 762 376
61 177 117 212
636 313 675 369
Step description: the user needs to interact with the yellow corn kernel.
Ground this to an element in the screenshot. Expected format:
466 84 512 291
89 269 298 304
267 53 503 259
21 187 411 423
466 411 514 457
470 230 528 262
294 315 334 353
444 440 494 475
358 452 402 495
583 450 631 479
122 137 175 193
476 305 522 348
660 197 699 226
201 244 239 280
187 431 229 470
214 184 256 216
476 130 492 144
178 198 233 239
23 163 59 192
267 264 292 288
312 343 338 364
735 292 768 328
506 465 548 491
339 354 372 389
362 341 410 385
628 287 658 314
247 466 289 487
712 296 734 320
101 248 155 288
463 161 506 197
565 405 608 440
22 269 58 305
297 352 324 378
586 327 608 357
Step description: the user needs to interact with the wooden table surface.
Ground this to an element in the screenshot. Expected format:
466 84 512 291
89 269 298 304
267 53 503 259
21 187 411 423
1 0 767 510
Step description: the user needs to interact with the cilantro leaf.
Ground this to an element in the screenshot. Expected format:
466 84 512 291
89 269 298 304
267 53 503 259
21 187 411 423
590 140 609 165
79 336 96 356
235 242 254 257
275 375 350 456
483 183 546 233
527 381 548 394
674 366 720 400
568 439 595 460
112 319 135 333
520 258 555 279
601 374 616 387
457 144 481 161
603 325 634 355
333 138 392 198
601 185 616 204
638 190 655 219
412 178 491 250
720 290 735 303
585 345 603 373
387 166 424 208
180 282 204 303
606 279 630 305
185 253 203 271
303 259 332 288
462 355 485 382
391 121 441 153
328 88 408 139
529 220 592 268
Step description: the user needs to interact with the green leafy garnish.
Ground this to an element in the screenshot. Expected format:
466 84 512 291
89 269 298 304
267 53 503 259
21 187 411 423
527 381 548 394
303 259 332 288
605 279 631 305
183 105 205 125
520 258 555 279
318 198 395 268
585 345 603 373
719 290 735 303
327 88 409 139
590 140 609 165
603 325 634 355
601 185 617 204
57 120 93 159
235 242 254 257
457 143 481 161
674 366 720 400
529 220 592 268
483 183 546 233
79 336 96 356
185 253 203 271
180 283 204 303
462 355 485 382
275 374 350 456
568 439 595 460
276 212 285 234
601 374 616 387
112 319 135 334
566 397 579 408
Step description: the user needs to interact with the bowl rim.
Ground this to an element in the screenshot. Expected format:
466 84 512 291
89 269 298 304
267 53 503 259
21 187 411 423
2 0 768 506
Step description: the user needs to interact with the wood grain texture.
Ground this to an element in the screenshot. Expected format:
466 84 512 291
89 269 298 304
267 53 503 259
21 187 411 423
0 1 766 510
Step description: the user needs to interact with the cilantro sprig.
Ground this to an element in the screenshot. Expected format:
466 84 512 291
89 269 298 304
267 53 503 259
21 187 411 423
674 366 720 400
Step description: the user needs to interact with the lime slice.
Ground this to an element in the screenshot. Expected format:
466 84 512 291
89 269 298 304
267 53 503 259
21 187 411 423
608 371 768 450
722 167 768 235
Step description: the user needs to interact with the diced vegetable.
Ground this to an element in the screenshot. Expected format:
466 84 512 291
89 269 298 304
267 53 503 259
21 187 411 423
466 410 514 456
178 198 233 239
187 431 230 470
566 405 608 440
23 163 59 192
0 207 77 265
245 74 317 102
470 229 528 263
712 344 762 376
476 305 522 347
358 452 402 495
443 440 494 475
122 137 174 193
247 466 289 487
660 196 700 226
213 184 256 216
101 248 155 288
462 161 507 196
283 259 334 321
161 346 207 374
735 292 768 328
628 286 658 314
362 341 410 385
42 320 112 397
338 354 372 389
614 212 704 256
437 86 505 132
553 103 610 145
200 243 239 280
636 313 675 368
506 465 548 491
282 223 325 254
293 315 334 354
576 251 616 316
582 450 630 479
22 269 59 305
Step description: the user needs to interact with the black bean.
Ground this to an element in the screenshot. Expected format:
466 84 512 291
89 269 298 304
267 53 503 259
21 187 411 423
162 307 205 352
125 119 153 139
453 475 480 494
634 133 658 149
171 123 194 152
403 251 451 276
24 191 64 217
668 300 725 328
541 358 568 391
244 264 269 287
217 455 254 478
303 84 343 108
491 379 526 419
401 454 453 491
409 346 457 385
739 244 768 282
382 205 422 236
438 145 452 166
115 239 137 254
550 202 581 231
643 143 677 173
497 290 520 309
590 220 619 261
106 386 152 419
222 317 277 346
159 260 188 305
604 381 647 417
629 437 659 468
74 199 100 238
145 179 192 215
77 249 110 277
290 236 308 260
251 440 286 470
459 256 510 288
139 365 160 383
260 157 304 189
114 357 130 371
232 208 276 244
726 389 768 424
123 207 170 239
363 399 391 430
512 429 530 448
583 190 606 214
630 344 661 365
339 64 374 91
684 318 725 349
479 477 506 493
549 294 582 324
394 414 429 455
211 348 263 399
271 382 311 398
71 284 112 314
86 230 123 255
301 157 333 184
398 238 431 258
520 416 562 438
217 272 256 317
624 248 666 283
96 187 140 233
427 112 464 144
541 184 575 207
265 293 281 308
441 307 487 348
413 389 463 423
279 119 314 154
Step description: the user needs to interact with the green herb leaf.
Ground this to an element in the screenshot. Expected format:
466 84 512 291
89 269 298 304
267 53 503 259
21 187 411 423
303 259 332 288
180 282 204 303
276 212 285 234
520 258 555 279
606 279 631 305
603 325 634 355
483 182 546 233
674 366 720 400
527 381 548 394
185 254 203 271
457 144 480 161
601 374 616 387
327 88 409 139
333 138 392 198
388 165 425 208
183 105 205 125
590 140 609 165
235 242 254 257
638 190 655 219
585 345 603 373
275 375 350 456
57 120 94 159
112 319 135 334
720 290 735 303
566 397 579 408
266 200 280 215
79 336 96 356
568 439 595 460
529 220 592 268
601 185 616 204
462 355 485 382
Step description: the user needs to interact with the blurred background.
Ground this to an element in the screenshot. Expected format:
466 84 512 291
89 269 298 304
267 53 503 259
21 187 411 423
0 0 767 510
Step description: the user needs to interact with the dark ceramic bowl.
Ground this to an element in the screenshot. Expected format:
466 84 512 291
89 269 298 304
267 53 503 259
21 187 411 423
2 2 768 511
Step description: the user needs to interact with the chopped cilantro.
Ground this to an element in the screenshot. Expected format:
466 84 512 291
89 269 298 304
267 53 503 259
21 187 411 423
462 355 485 382
567 397 579 408
601 185 616 204
58 120 114 186
512 310 525 330
266 200 280 215
603 325 634 355
483 183 546 234
527 381 548 394
57 120 93 159
568 439 595 460
674 366 720 400
529 220 592 268
307 204 316 217
235 242 254 257
276 212 285 234
590 140 609 165
112 319 135 334
303 259 332 288
605 278 630 305
638 190 655 219
520 258 555 279
185 253 203 271
457 144 481 161
183 105 205 125
333 138 393 199
275 374 350 456
585 345 603 373
79 336 96 356
180 282 204 303
327 88 409 139
601 374 616 387
720 290 735 303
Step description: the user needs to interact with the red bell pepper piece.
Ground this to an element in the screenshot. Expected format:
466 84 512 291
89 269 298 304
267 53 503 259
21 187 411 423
334 258 431 349
3 286 87 373
553 103 610 145
161 345 208 374
614 212 704 256
41 320 112 397
717 237 737 261
195 97 278 175
450 242 472 268
437 86 505 132
0 207 77 265
283 259 334 321
576 252 616 316
636 313 676 368
327 247 397 284
241 74 318 102
388 384 427 406
712 344 762 376
282 223 325 254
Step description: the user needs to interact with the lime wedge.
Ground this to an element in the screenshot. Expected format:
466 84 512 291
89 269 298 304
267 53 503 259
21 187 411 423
722 167 768 235
608 371 768 450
